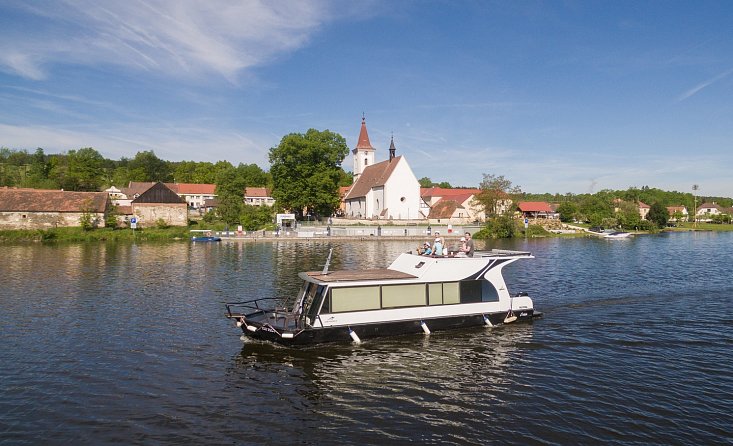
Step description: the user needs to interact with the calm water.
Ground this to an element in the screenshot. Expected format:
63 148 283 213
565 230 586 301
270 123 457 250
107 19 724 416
1 233 732 445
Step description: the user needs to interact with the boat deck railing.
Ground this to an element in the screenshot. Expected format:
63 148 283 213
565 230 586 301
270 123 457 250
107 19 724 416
225 297 289 318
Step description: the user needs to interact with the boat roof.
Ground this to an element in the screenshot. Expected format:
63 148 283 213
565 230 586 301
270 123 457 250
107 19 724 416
303 269 417 283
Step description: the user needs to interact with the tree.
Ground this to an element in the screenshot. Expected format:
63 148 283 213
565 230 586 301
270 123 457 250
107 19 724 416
269 129 349 219
646 201 669 228
418 177 433 188
557 202 578 223
437 181 452 188
615 200 641 229
128 150 171 182
215 166 245 225
474 173 521 217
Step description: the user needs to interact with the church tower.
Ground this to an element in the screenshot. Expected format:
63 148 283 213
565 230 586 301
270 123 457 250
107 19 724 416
352 116 375 182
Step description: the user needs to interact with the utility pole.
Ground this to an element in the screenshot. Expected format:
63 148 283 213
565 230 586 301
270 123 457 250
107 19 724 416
692 184 699 229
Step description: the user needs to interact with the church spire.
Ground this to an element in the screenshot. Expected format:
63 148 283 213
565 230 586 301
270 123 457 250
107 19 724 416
389 135 396 161
355 115 375 150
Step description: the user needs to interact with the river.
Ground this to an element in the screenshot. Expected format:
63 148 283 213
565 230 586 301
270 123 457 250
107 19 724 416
1 232 732 445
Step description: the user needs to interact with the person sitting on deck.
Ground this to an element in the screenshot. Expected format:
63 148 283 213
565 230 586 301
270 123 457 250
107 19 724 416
432 238 443 256
421 242 433 256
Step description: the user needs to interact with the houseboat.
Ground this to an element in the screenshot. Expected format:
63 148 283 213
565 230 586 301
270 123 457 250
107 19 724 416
225 249 540 346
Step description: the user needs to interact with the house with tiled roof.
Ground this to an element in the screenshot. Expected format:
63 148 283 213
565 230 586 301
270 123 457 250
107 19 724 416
666 206 688 222
111 182 217 210
696 202 725 222
638 201 651 219
422 187 485 224
0 187 109 229
344 117 421 220
244 187 274 207
518 202 555 219
130 182 187 227
613 198 651 220
170 183 216 209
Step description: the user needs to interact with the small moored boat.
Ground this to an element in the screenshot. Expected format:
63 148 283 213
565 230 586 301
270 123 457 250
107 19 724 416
191 230 221 242
225 249 540 346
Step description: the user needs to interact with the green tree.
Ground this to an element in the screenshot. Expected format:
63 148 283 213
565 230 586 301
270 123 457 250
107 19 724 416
474 173 521 217
646 201 669 228
615 200 641 229
128 150 171 182
557 202 578 223
437 181 452 188
215 166 245 225
240 204 274 230
418 177 433 188
269 129 349 219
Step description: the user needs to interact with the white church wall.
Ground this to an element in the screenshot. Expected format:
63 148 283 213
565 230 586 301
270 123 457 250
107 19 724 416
383 157 421 220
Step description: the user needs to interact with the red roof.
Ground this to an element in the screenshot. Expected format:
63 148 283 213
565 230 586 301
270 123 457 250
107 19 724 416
0 189 108 212
518 202 554 212
167 183 215 195
354 117 375 150
244 187 272 198
345 157 402 199
427 199 462 219
421 187 482 198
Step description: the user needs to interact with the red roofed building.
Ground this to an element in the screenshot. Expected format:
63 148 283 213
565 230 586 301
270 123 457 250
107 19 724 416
421 187 486 223
169 183 216 209
244 187 274 207
0 188 109 229
517 202 555 219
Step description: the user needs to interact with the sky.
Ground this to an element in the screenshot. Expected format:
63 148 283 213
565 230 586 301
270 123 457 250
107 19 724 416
1 0 732 197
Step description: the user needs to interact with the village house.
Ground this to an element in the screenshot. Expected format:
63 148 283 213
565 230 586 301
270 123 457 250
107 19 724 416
344 118 421 220
169 183 216 209
244 187 275 207
129 182 188 227
421 187 485 224
517 202 556 219
0 187 109 229
695 202 726 222
613 199 651 220
666 206 688 222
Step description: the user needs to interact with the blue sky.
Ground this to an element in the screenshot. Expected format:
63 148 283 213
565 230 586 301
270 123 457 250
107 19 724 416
1 1 731 197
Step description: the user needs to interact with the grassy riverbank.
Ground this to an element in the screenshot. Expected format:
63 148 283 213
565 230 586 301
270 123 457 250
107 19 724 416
0 227 191 242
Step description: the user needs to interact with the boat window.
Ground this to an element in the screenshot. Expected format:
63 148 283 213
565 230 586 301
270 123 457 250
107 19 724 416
460 281 482 303
482 281 499 302
443 282 460 304
305 285 327 325
428 283 443 305
382 284 426 308
330 286 380 312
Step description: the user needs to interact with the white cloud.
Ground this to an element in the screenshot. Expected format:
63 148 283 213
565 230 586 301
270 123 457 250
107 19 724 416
0 0 337 82
677 67 733 102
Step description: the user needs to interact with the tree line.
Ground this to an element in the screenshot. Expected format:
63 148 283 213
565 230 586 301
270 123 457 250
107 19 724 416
3 135 730 233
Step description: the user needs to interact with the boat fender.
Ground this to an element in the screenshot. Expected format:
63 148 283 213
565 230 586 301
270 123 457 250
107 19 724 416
246 325 257 332
281 332 294 339
420 320 431 335
504 310 517 324
236 318 244 328
483 314 494 327
348 328 361 344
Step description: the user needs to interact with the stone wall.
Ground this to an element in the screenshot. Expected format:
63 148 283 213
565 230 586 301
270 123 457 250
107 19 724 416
132 203 188 227
0 211 105 229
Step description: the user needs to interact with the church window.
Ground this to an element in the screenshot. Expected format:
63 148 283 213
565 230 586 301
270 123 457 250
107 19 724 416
364 157 368 166
400 197 406 202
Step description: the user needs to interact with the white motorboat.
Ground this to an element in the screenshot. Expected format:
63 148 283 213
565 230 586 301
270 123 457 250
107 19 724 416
225 249 540 346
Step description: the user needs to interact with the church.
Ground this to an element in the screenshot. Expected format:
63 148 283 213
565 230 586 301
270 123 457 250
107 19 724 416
343 117 422 220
